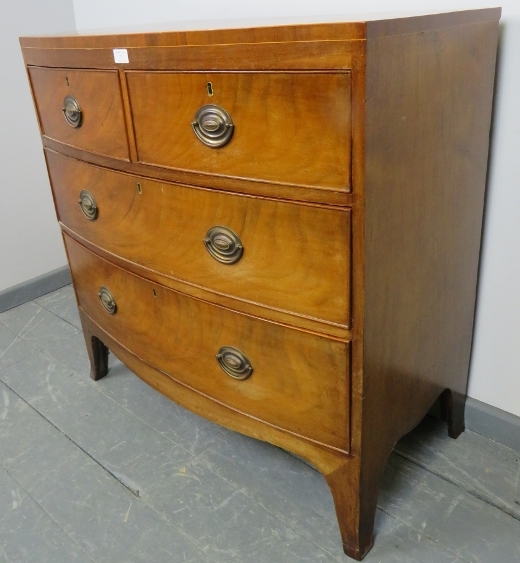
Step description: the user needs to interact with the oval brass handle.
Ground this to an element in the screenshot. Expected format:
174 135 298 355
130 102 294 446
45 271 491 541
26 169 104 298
78 190 98 221
216 346 253 380
204 226 243 264
62 95 82 128
192 104 234 148
98 286 116 315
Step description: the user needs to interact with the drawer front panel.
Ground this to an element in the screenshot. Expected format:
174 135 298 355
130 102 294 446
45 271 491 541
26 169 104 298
126 72 351 192
29 67 129 160
49 151 351 330
65 235 350 451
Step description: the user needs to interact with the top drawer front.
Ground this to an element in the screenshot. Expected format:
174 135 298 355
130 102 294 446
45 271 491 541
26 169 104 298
127 72 351 192
28 67 129 160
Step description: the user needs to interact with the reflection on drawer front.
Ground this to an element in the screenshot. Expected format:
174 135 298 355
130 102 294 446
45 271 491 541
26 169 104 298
126 72 351 191
65 234 350 451
29 67 129 160
48 151 351 331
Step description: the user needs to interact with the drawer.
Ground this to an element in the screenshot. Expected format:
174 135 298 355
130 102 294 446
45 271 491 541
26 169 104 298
126 72 351 192
48 150 351 333
28 67 129 160
65 235 350 451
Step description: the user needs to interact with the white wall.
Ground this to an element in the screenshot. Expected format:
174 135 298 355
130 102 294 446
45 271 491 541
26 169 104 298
37 0 520 418
0 0 76 292
469 16 520 420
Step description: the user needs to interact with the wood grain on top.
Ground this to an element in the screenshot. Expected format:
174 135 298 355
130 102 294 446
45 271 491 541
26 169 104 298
19 8 500 48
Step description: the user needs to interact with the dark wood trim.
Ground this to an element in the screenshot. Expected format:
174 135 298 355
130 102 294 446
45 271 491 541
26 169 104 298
118 69 138 162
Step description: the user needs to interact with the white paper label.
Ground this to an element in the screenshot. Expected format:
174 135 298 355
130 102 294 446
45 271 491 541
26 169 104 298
113 48 129 64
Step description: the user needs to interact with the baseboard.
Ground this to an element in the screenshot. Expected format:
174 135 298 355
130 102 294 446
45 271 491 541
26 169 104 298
0 266 72 313
465 396 520 452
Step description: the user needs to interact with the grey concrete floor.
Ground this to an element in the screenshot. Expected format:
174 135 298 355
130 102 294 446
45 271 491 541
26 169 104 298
0 285 519 563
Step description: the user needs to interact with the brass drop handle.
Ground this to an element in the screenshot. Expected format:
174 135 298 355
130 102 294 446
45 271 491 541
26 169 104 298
62 95 82 128
216 346 253 380
98 286 117 314
203 226 243 264
192 104 234 148
78 190 98 221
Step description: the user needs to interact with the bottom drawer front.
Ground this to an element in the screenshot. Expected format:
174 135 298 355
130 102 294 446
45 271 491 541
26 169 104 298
65 235 350 451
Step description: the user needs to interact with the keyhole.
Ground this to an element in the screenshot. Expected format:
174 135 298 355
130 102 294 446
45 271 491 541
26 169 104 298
65 77 69 86
152 288 157 298
137 183 142 194
207 82 213 96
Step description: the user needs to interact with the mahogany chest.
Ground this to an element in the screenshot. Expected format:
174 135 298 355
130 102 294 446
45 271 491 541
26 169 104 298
21 9 500 559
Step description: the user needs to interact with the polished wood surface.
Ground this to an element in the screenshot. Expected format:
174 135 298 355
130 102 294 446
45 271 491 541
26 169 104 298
29 67 129 160
19 21 366 50
19 8 500 49
61 224 352 339
22 9 501 560
343 18 501 556
362 17 499 455
79 306 355 474
127 71 351 191
42 138 351 205
22 41 355 71
66 234 350 451
47 150 351 333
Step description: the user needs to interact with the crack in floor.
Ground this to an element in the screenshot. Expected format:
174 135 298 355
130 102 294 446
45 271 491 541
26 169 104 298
0 462 99 563
394 449 520 523
0 378 140 499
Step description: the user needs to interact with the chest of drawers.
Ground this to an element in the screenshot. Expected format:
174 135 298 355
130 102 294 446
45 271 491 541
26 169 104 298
21 9 500 559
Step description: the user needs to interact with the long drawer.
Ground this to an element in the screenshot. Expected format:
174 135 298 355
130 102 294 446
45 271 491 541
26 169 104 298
65 234 350 451
49 150 351 333
126 71 351 192
28 67 129 160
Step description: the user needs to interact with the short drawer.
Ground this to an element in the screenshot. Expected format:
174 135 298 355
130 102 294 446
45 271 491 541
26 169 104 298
28 67 129 160
48 150 351 333
126 71 351 192
66 235 350 451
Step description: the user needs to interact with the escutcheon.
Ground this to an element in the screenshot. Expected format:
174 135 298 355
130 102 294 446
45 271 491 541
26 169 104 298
204 226 243 264
192 104 234 148
62 95 82 128
216 346 253 380
98 286 117 315
78 190 98 220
